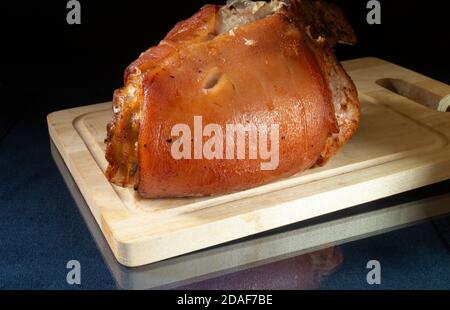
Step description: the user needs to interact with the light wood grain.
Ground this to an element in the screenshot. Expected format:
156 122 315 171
120 194 450 289
47 58 450 267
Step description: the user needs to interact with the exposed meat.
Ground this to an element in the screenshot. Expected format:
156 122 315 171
105 0 360 198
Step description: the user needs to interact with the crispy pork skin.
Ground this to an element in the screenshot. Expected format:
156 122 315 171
105 0 360 198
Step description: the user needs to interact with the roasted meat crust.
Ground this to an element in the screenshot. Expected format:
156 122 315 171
105 0 360 198
105 5 219 187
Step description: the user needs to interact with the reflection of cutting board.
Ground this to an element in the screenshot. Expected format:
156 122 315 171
47 58 450 267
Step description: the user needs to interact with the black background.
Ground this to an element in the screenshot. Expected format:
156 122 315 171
0 0 449 128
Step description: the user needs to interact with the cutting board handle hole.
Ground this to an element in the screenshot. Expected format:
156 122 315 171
376 78 450 112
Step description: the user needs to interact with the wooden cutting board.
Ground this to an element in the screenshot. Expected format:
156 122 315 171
47 58 450 267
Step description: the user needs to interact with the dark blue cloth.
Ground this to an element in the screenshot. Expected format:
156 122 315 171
0 95 116 290
322 222 450 290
